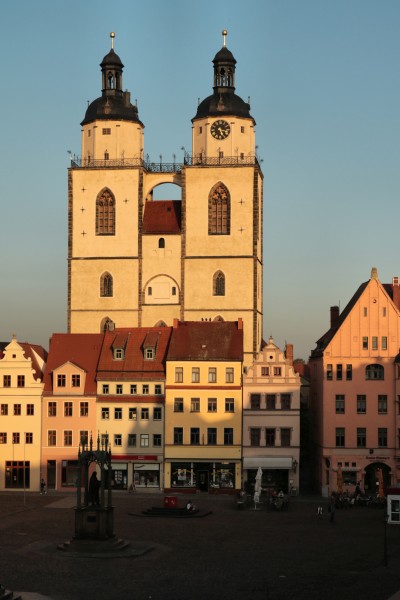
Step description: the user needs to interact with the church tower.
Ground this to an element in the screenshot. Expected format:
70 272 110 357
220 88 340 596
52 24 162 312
183 30 263 362
68 32 263 364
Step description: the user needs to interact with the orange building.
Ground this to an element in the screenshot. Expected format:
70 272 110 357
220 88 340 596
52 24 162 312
310 268 400 496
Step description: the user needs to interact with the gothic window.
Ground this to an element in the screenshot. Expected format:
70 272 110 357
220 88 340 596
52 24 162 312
96 189 115 235
100 317 114 332
100 272 113 297
213 271 225 296
209 183 230 235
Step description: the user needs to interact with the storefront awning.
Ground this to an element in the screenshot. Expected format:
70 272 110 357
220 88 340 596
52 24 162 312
243 457 293 469
134 463 159 471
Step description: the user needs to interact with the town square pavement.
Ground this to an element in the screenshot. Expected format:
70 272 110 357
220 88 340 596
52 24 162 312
0 491 399 600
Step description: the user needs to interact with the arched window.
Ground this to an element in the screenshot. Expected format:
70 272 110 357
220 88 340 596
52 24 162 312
214 315 224 322
96 189 115 235
100 273 113 297
100 318 114 332
154 320 167 327
366 364 384 380
158 238 165 249
213 271 225 296
209 183 230 235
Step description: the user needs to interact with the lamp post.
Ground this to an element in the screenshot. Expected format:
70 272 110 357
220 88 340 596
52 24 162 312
383 513 389 566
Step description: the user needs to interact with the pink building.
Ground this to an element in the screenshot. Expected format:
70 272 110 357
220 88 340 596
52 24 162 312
42 334 103 490
310 268 400 496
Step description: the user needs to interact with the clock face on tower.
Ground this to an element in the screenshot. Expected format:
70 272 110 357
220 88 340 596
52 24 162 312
210 120 231 140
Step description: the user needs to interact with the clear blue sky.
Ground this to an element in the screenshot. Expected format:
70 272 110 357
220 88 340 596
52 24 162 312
1 0 399 360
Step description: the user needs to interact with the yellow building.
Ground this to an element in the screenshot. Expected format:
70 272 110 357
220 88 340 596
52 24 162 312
68 32 263 365
0 336 46 492
164 320 243 493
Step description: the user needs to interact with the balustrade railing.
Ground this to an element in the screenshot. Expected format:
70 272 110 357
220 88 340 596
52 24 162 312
70 154 259 170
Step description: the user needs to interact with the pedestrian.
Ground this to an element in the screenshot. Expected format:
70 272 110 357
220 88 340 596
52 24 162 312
329 496 336 523
40 478 46 495
317 505 323 516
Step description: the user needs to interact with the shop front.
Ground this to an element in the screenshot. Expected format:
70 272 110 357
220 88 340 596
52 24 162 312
168 461 237 493
243 457 296 495
133 463 160 488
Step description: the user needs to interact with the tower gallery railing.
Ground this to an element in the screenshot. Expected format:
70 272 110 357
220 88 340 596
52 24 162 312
70 155 260 171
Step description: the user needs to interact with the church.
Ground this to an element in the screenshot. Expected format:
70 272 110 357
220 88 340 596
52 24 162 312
68 31 263 364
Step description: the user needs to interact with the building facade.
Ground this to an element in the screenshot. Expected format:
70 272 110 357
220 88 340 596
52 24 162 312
310 268 400 496
164 320 243 493
243 337 300 494
95 327 172 490
0 336 47 492
68 32 263 365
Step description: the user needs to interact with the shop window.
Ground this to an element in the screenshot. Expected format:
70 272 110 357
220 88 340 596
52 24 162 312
61 460 79 487
5 461 30 489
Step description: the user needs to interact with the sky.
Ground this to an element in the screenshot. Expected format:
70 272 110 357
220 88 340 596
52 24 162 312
0 0 399 360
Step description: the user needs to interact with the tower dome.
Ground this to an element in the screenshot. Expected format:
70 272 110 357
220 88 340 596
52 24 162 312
81 33 143 127
193 30 255 123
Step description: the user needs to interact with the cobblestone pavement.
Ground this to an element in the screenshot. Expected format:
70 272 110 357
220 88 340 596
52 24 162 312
0 491 399 600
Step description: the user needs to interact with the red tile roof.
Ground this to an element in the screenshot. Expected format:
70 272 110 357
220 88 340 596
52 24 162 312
142 200 181 234
97 327 172 380
43 333 104 394
167 321 243 361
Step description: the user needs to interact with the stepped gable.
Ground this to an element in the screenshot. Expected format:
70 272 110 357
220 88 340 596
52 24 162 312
142 201 181 234
0 341 48 380
167 321 243 361
97 327 173 380
43 333 104 394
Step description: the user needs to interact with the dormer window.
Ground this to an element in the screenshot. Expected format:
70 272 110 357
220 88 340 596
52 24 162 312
145 348 155 360
114 348 124 360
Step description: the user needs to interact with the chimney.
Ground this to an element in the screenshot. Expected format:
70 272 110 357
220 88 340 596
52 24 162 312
173 318 179 329
393 277 400 310
330 306 340 329
285 343 294 365
123 90 131 107
237 318 243 330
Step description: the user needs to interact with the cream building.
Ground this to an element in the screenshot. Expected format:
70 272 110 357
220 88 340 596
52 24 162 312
0 336 46 492
68 32 263 365
243 337 301 494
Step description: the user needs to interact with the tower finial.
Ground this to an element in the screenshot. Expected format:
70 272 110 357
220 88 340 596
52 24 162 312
110 31 115 50
222 29 228 47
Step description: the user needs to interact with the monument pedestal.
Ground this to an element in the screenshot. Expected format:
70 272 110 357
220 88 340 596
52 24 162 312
74 506 114 540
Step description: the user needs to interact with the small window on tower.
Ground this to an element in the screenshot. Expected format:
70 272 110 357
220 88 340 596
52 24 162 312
102 128 111 135
88 130 91 137
241 126 245 133
199 126 202 134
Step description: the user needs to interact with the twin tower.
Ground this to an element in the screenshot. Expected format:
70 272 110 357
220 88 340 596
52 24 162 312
68 32 263 364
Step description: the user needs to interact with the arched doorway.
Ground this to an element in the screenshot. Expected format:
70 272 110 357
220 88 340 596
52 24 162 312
363 462 391 494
